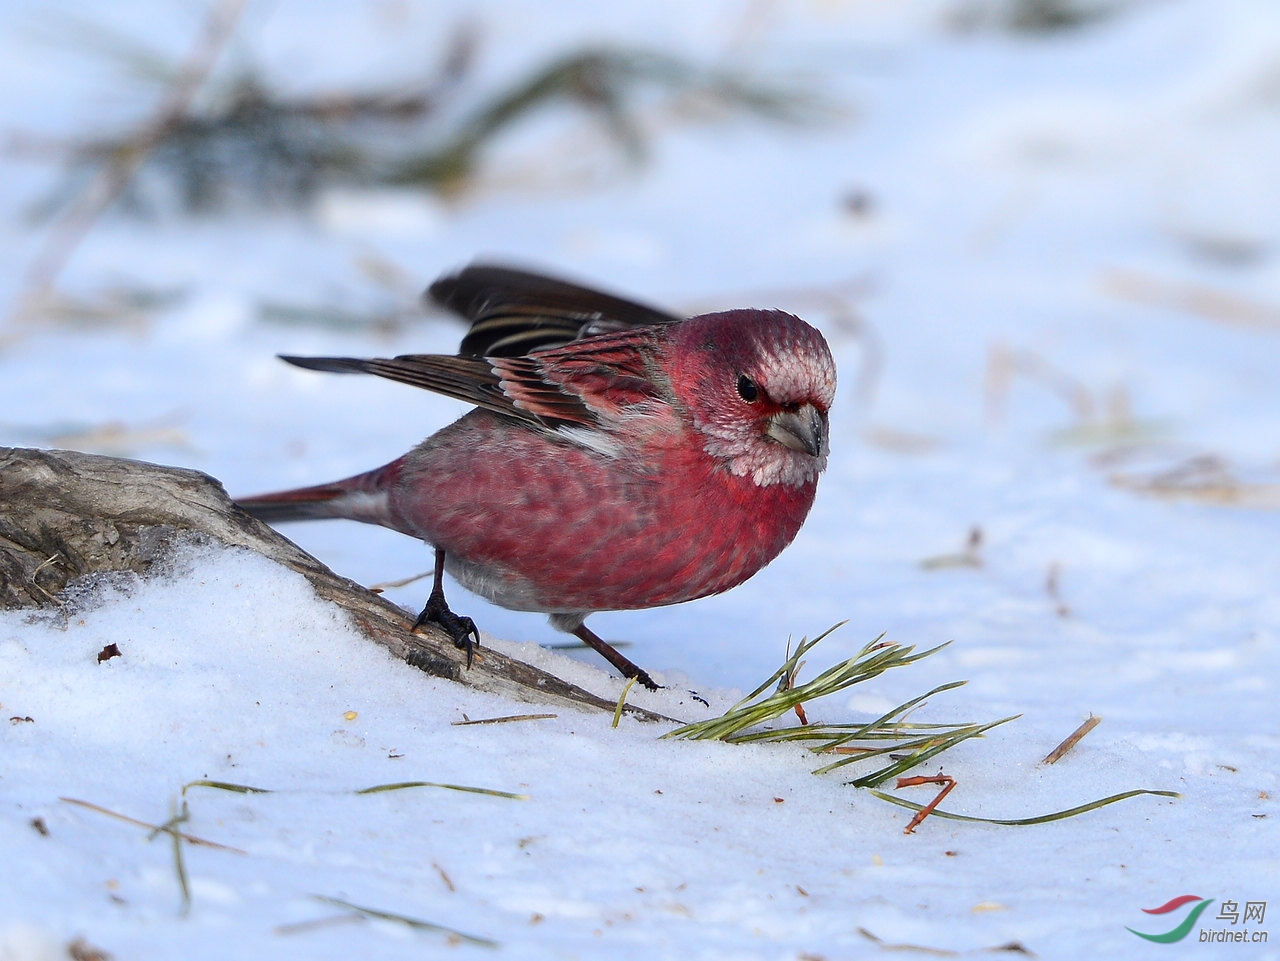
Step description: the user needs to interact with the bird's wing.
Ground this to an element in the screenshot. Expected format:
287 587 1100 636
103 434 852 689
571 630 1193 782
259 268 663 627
495 328 674 422
279 327 672 430
428 264 682 357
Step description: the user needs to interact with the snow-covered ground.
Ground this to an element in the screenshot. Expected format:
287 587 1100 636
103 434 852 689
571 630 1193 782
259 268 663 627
2 1 1277 958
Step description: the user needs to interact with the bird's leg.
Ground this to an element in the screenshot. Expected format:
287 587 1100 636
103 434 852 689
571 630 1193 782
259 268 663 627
413 547 480 668
571 622 659 691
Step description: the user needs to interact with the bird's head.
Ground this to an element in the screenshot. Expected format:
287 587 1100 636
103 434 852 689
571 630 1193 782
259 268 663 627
666 309 836 488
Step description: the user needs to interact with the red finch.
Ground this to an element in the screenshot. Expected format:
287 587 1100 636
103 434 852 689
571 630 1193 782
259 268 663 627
237 265 835 689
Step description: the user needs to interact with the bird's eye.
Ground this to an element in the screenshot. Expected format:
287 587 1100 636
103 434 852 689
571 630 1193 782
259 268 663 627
736 374 760 403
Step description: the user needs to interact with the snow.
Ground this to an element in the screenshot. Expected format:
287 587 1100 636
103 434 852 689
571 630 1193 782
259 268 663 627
2 0 1278 958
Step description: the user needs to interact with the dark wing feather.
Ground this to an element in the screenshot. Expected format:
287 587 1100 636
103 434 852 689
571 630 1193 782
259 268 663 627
428 264 682 357
278 321 669 430
501 328 672 417
279 354 595 428
278 267 678 432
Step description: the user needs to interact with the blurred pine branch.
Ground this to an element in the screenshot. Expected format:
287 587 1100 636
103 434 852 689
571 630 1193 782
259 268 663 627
29 31 829 215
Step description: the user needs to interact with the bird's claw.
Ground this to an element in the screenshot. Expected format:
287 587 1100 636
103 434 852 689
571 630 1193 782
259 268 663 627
414 592 480 669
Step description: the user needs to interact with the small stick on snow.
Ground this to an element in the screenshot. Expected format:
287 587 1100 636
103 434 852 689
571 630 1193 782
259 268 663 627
1043 715 1101 765
896 774 957 835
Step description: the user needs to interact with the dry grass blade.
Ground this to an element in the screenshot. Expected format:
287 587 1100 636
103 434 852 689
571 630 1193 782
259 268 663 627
613 675 639 728
369 569 434 592
451 713 558 726
64 794 247 915
275 913 365 936
857 926 959 956
59 796 246 853
149 801 192 915
182 779 273 795
312 895 498 948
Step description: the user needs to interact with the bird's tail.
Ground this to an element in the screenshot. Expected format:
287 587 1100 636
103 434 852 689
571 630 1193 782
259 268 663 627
235 461 401 528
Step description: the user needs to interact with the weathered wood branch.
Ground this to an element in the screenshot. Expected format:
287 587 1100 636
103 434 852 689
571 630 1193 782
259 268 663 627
0 447 669 722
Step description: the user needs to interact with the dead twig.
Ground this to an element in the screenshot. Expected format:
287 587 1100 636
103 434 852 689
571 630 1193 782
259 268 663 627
896 773 957 835
1042 715 1101 764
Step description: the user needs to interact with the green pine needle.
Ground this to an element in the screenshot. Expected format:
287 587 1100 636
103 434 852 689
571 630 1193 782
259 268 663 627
869 788 1182 826
665 624 1176 827
354 781 529 800
665 625 981 789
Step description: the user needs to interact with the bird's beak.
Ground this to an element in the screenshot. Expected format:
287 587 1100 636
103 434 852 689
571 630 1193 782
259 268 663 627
765 403 826 457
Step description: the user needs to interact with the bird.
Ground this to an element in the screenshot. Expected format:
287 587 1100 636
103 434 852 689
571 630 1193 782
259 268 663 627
236 264 836 689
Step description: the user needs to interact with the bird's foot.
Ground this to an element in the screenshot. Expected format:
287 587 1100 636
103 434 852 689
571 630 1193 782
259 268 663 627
630 669 660 692
413 590 480 669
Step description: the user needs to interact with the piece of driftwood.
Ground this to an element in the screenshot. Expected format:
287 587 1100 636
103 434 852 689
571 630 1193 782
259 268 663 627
0 447 669 722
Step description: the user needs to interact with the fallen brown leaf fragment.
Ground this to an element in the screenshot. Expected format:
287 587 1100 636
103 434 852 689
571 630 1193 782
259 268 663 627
68 937 113 961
